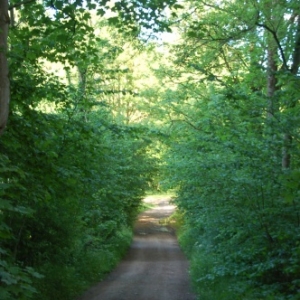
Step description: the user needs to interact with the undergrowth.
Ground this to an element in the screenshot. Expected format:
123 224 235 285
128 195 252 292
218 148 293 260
32 226 132 300
176 216 300 300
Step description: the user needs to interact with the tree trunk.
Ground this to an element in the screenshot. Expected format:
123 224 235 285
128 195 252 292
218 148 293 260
264 1 279 124
266 46 277 118
77 66 88 122
282 133 292 169
0 0 10 136
265 23 278 160
282 16 300 169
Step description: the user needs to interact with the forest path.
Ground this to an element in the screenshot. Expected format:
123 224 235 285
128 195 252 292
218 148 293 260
77 195 196 300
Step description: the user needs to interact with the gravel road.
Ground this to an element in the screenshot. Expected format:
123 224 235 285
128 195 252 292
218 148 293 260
77 195 196 300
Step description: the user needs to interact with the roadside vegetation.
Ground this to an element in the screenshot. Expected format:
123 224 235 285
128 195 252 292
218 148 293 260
160 1 300 299
0 4 161 300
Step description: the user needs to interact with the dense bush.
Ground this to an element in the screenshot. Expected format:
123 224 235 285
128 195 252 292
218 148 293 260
0 101 156 299
156 1 300 298
163 82 300 299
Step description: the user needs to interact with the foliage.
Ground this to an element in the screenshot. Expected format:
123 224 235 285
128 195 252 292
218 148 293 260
159 0 300 299
0 2 160 299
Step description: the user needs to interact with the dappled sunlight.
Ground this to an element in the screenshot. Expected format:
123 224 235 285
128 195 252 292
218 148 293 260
142 194 174 206
138 216 157 223
152 204 176 210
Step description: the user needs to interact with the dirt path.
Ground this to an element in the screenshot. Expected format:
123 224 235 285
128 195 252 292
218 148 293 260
78 195 196 300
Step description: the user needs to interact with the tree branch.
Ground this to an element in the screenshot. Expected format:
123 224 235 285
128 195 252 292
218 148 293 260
169 117 201 131
256 22 289 71
9 0 36 9
291 16 300 75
